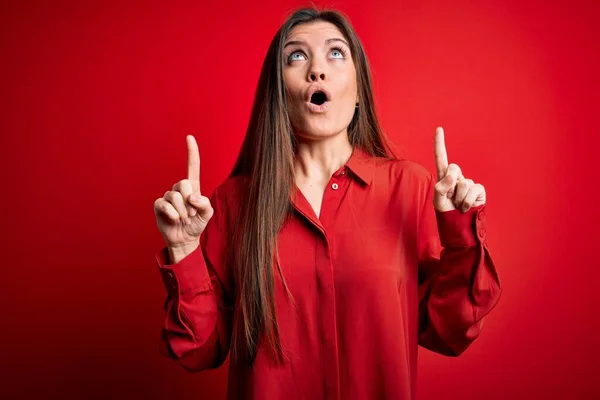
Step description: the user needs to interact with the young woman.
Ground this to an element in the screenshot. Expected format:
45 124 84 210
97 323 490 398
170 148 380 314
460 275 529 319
152 7 501 400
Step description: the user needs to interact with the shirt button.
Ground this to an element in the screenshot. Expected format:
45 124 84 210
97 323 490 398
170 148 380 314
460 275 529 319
479 229 486 238
331 183 339 190
166 271 174 279
478 212 485 220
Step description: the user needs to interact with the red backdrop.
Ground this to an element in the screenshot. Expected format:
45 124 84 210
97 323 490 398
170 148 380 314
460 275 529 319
2 0 599 398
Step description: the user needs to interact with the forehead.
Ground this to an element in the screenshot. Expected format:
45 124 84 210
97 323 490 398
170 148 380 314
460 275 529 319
287 21 346 44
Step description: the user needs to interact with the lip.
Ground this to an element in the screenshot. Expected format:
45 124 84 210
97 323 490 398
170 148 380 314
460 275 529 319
306 100 331 113
306 84 332 102
305 84 332 113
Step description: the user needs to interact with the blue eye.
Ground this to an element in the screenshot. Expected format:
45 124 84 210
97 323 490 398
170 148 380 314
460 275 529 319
331 49 344 59
288 51 306 62
330 46 347 59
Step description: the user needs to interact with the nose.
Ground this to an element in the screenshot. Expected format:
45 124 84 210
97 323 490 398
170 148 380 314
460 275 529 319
308 58 327 82
309 71 326 82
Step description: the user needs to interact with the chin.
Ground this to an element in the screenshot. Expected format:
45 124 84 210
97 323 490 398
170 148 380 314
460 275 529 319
297 121 343 139
299 128 337 140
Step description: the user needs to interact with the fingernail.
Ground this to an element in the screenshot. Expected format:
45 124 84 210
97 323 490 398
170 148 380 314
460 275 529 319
462 206 468 213
189 208 197 217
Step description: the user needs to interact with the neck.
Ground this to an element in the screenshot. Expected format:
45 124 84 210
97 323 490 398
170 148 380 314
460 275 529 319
293 131 353 185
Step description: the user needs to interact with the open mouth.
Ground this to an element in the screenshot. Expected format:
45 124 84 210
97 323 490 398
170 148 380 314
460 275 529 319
310 91 329 106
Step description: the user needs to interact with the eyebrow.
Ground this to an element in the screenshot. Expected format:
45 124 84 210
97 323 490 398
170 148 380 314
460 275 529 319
283 38 350 49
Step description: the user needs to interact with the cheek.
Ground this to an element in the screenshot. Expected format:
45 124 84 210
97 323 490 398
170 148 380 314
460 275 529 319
284 68 305 96
337 70 357 101
337 75 358 110
283 76 303 117
334 74 358 128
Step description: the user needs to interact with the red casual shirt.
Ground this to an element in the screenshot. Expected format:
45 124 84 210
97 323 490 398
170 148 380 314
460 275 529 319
155 147 502 399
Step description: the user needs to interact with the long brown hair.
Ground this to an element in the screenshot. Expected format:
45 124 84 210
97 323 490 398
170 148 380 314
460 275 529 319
229 7 397 367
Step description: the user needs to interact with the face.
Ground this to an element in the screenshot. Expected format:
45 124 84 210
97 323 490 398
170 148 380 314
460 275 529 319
283 21 358 141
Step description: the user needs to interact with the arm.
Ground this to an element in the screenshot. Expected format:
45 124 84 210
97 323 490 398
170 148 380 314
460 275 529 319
155 187 234 371
417 173 502 356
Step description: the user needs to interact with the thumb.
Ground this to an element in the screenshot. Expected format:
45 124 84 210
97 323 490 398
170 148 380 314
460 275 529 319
188 193 214 220
435 173 457 198
189 193 202 204
187 193 202 217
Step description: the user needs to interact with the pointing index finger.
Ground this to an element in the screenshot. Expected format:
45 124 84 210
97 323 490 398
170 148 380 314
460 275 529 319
186 135 201 193
434 126 449 180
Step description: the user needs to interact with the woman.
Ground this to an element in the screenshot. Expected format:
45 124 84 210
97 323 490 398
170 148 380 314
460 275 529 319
153 7 501 400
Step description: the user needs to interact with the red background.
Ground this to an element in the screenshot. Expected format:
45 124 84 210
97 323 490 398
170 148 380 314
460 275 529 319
2 0 599 398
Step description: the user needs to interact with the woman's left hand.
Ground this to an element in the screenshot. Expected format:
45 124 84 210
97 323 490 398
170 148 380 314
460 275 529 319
433 127 486 213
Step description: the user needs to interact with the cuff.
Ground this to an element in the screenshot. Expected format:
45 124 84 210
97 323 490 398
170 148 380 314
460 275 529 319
435 203 487 248
155 245 211 295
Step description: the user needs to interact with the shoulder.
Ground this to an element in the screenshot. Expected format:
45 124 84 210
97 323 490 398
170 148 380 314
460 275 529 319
213 174 249 200
372 158 438 220
208 175 248 222
376 157 435 188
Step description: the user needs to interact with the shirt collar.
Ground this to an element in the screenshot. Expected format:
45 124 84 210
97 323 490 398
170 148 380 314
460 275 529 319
345 146 376 186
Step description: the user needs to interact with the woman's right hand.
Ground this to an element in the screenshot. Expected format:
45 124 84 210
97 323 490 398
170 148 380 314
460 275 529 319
154 135 214 251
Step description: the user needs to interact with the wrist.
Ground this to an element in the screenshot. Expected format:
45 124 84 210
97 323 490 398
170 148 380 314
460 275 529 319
167 240 199 264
